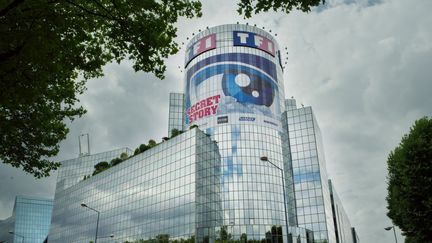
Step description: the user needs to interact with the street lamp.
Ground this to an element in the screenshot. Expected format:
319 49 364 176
229 221 235 243
259 156 289 243
81 202 100 243
8 231 24 243
98 234 114 239
384 225 398 243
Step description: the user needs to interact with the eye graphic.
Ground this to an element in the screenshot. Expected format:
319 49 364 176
187 64 277 109
222 67 275 107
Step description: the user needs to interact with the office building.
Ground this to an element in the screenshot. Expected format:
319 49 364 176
171 24 358 243
168 93 186 134
284 99 335 243
47 24 357 243
284 99 361 243
0 196 53 243
329 180 358 243
49 128 221 243
56 147 132 192
0 216 14 242
351 228 360 243
180 24 296 242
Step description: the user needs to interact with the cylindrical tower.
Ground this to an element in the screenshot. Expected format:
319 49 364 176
183 24 289 242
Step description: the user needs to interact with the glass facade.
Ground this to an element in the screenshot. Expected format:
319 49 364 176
49 128 221 243
0 196 53 243
56 148 132 191
329 180 355 243
47 24 358 243
351 228 360 243
288 226 314 243
0 215 15 242
168 93 186 134
285 99 336 243
183 24 291 242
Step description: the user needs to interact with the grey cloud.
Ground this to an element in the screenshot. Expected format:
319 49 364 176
2 1 431 243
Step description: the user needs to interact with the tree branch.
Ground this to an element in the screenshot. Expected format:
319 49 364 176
64 0 112 20
0 0 25 17
0 44 24 62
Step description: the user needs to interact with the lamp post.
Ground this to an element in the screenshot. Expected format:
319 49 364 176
8 231 24 243
260 156 289 243
229 221 235 243
384 226 398 243
98 234 114 239
81 202 100 243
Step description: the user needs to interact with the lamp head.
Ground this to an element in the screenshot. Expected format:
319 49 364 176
80 202 87 208
110 234 114 238
8 231 13 234
260 156 269 161
384 226 393 231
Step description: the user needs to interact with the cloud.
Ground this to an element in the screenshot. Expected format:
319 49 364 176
2 0 431 242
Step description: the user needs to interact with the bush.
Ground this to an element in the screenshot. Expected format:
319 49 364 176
134 148 140 155
93 161 110 175
148 139 157 147
139 144 149 153
110 158 123 166
170 128 184 137
120 152 128 160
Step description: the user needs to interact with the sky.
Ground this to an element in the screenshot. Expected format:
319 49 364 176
1 0 431 242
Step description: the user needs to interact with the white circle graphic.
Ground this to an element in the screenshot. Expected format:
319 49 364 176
252 90 259 97
235 73 250 87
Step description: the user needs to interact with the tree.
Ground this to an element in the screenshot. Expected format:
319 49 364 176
139 144 149 153
148 139 157 148
120 152 128 160
189 124 199 130
156 234 170 243
0 0 202 178
110 157 123 166
93 161 110 175
237 0 325 18
386 117 432 242
1 0 325 178
240 233 247 243
219 225 229 242
171 128 184 138
134 148 140 155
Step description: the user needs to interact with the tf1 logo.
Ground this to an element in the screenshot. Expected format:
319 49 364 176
233 31 275 56
185 34 216 66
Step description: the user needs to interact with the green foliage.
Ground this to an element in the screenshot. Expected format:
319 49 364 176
386 117 432 242
240 233 247 243
139 144 149 153
237 0 325 18
123 234 195 243
148 139 157 147
171 128 184 138
132 139 162 158
405 236 417 243
93 161 110 175
134 148 141 155
120 152 129 160
189 125 199 130
0 0 201 178
156 234 170 243
89 150 132 177
1 0 321 178
110 157 123 166
219 225 229 241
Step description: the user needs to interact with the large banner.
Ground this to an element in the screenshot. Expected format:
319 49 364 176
185 53 282 131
